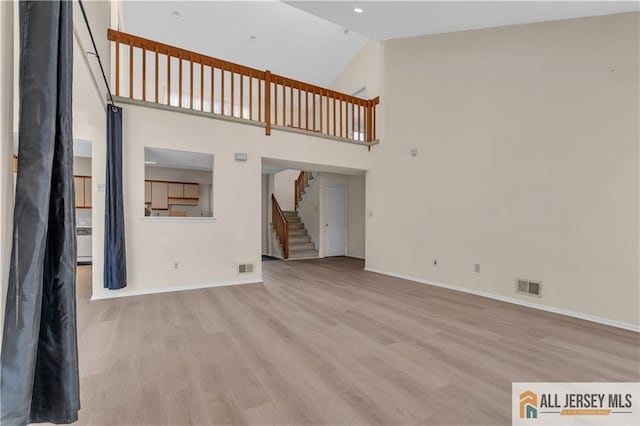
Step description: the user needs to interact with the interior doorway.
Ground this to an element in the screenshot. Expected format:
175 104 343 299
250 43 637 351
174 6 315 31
323 184 347 257
261 157 365 262
73 139 93 299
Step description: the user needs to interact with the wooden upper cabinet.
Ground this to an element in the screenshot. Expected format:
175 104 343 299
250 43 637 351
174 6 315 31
151 181 168 210
145 180 200 210
168 182 184 198
183 183 199 199
144 181 152 204
74 176 92 208
84 178 92 207
74 177 85 208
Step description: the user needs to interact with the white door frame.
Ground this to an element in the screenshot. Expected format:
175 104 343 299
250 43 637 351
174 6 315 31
323 184 347 257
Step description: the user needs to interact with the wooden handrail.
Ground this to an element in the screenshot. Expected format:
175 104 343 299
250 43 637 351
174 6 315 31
271 194 289 259
294 171 312 210
107 29 265 77
107 29 380 144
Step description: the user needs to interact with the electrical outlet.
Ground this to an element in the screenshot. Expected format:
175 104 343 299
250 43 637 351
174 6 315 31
474 264 480 273
173 261 179 270
433 258 438 266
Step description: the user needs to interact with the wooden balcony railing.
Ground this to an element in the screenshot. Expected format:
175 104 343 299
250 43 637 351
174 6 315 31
107 29 379 144
271 194 289 259
294 171 312 210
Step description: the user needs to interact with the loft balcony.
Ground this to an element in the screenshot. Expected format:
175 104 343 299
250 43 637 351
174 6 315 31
107 29 380 147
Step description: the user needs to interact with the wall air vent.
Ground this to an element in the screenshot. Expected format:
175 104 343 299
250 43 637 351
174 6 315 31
238 263 254 274
516 279 542 297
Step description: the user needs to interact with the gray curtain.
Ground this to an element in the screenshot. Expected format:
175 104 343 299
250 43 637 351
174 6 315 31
0 1 80 425
104 106 127 290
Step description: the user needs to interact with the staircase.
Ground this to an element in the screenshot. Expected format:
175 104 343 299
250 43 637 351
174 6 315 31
282 211 318 259
270 172 318 260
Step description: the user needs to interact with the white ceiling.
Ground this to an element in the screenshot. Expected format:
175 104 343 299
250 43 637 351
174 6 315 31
120 1 368 87
145 147 213 171
120 1 638 90
286 1 640 41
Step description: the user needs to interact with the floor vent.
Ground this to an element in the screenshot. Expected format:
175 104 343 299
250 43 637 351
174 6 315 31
516 279 542 297
238 263 254 274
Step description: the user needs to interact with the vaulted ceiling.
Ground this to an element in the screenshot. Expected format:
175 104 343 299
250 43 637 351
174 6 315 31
121 1 639 87
120 1 368 87
285 1 639 41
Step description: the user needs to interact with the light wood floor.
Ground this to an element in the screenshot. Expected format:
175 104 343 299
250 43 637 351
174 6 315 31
75 258 639 425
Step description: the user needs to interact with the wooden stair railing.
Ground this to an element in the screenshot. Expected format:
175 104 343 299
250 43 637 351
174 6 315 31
107 29 380 144
271 194 289 259
294 171 312 210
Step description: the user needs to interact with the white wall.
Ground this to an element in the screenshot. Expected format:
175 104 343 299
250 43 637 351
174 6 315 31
332 40 383 101
273 169 300 211
0 0 14 334
91 101 371 299
298 173 321 250
356 12 639 328
347 174 366 258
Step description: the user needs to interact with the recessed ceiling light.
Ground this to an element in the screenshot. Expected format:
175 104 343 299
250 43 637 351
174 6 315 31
172 11 181 18
354 7 363 14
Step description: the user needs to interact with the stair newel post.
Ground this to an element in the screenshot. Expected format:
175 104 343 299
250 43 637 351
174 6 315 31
365 99 373 143
265 70 272 136
284 221 289 259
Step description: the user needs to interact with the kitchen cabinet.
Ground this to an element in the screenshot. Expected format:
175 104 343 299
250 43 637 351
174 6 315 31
75 177 85 207
151 181 168 210
184 184 199 199
145 180 200 210
84 178 92 207
145 181 152 204
168 183 184 198
74 175 92 208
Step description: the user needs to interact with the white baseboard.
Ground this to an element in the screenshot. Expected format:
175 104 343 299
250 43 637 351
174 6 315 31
91 277 262 301
348 254 366 260
364 267 639 333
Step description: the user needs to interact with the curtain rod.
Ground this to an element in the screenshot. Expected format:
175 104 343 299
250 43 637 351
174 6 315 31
77 0 116 109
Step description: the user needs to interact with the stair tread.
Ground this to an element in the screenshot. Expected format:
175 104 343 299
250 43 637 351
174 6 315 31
272 206 317 258
289 236 311 242
287 250 319 259
290 243 314 250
